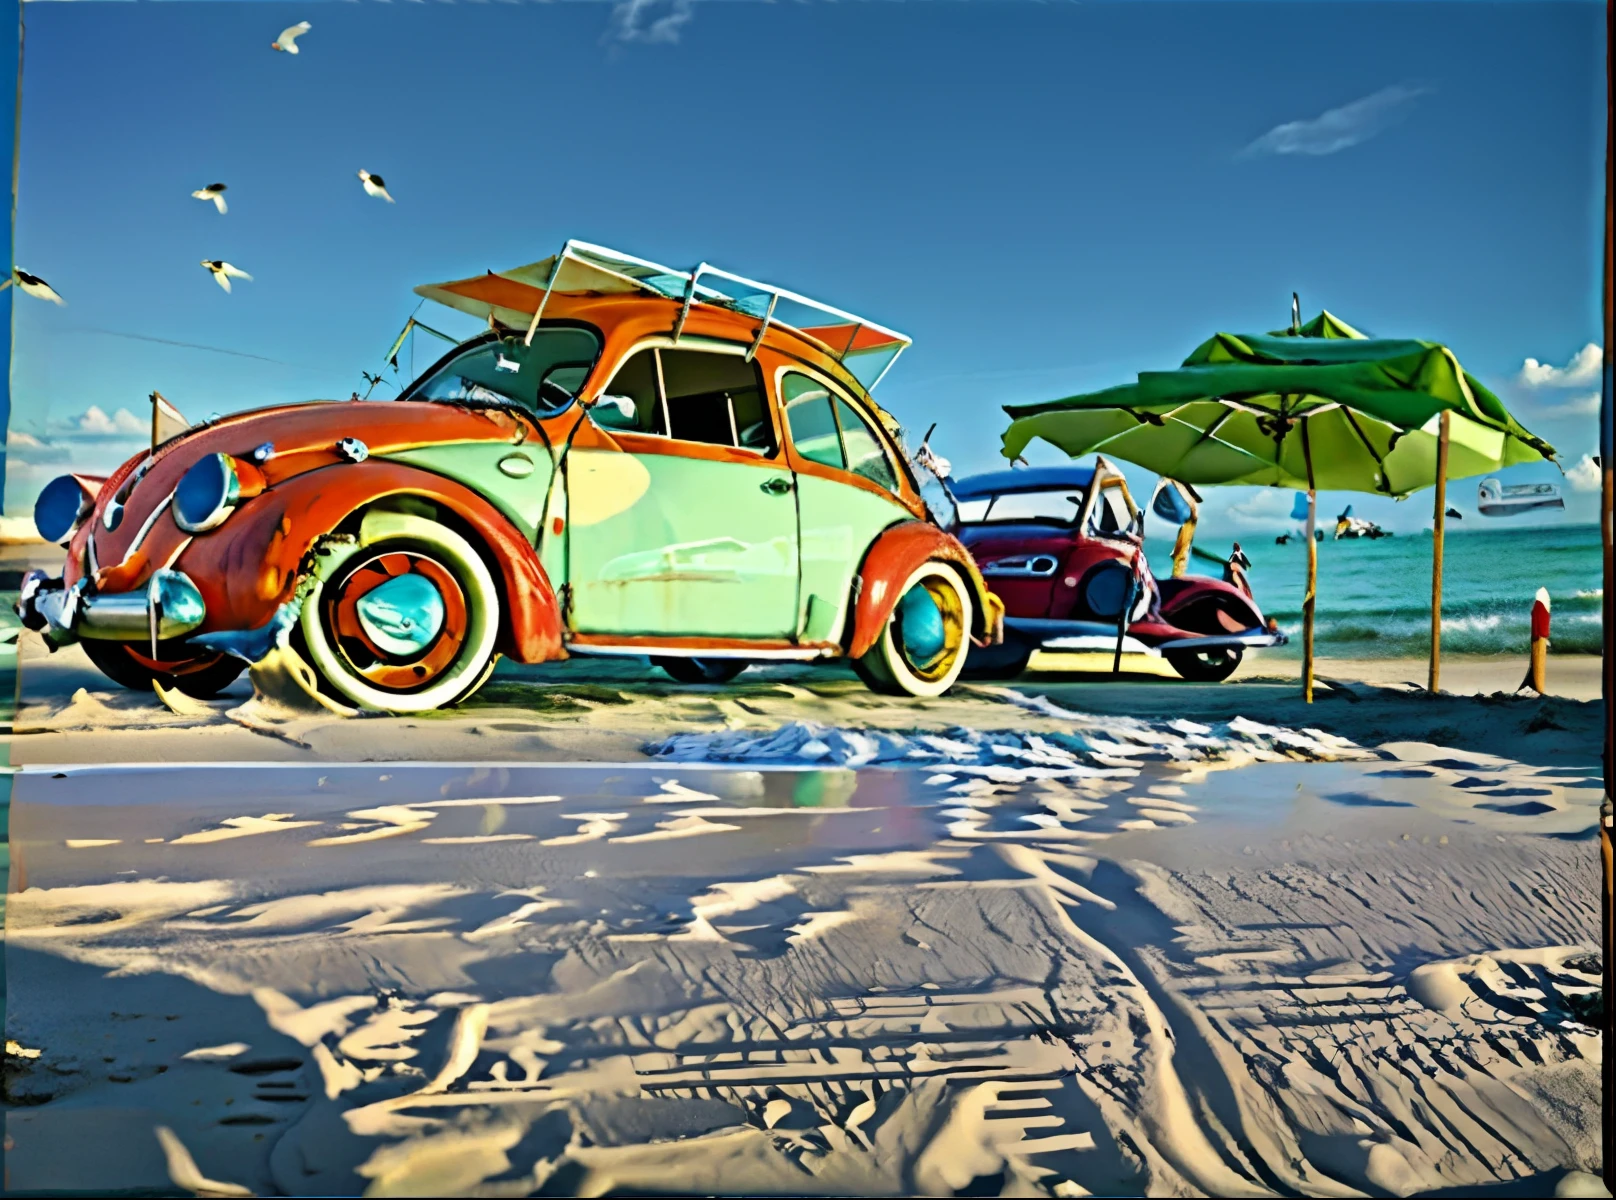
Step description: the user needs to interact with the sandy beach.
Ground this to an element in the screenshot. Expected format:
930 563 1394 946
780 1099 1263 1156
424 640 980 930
2 619 1607 1197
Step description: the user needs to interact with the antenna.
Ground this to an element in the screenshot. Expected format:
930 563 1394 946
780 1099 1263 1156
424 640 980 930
1291 292 1301 334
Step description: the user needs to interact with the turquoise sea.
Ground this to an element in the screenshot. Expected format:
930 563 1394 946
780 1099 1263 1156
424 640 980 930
1145 523 1604 658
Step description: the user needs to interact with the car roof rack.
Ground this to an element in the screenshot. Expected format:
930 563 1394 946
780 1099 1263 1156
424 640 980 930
415 240 912 392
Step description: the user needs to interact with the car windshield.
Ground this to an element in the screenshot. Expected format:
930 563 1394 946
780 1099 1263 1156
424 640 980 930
399 328 602 414
957 490 1085 525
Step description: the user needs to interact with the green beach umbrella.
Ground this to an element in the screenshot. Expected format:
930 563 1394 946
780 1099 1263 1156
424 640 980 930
999 306 1556 699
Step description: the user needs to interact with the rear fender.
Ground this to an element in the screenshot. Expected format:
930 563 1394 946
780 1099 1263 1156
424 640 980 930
1158 575 1266 634
180 460 563 663
848 521 1004 659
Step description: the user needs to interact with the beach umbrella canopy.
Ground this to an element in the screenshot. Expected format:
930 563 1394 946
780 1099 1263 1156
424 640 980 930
1000 312 1554 496
997 308 1556 700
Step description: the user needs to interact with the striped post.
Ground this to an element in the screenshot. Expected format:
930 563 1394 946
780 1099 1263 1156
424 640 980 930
1522 587 1550 694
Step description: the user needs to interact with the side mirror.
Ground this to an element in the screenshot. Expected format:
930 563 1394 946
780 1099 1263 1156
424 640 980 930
1151 480 1194 525
589 394 639 431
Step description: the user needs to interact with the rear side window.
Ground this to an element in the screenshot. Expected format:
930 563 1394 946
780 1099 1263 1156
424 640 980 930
835 399 899 494
782 375 844 469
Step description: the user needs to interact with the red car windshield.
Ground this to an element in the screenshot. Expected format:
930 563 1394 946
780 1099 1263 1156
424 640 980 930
960 486 1136 538
958 489 1086 526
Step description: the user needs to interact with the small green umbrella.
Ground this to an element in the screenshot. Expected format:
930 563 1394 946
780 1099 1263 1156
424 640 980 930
1000 307 1556 699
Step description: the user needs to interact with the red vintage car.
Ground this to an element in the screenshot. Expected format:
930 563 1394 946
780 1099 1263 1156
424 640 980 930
17 242 1004 710
951 459 1286 681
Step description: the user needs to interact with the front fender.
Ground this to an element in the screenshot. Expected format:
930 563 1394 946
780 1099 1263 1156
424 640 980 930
848 521 1004 659
1158 575 1267 633
178 460 564 663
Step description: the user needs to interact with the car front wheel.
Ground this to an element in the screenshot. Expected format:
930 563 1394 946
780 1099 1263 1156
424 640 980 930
80 639 245 698
1165 645 1242 683
852 560 973 698
297 514 501 712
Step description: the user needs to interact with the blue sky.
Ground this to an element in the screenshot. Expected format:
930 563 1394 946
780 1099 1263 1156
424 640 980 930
3 0 1607 538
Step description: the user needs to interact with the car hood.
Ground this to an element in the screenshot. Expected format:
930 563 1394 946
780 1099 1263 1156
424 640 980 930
67 399 530 589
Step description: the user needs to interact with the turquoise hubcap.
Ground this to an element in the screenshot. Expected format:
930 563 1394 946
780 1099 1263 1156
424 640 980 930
356 573 446 657
895 583 947 668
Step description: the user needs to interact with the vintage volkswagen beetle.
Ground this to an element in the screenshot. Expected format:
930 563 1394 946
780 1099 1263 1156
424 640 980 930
18 242 1003 710
952 459 1284 681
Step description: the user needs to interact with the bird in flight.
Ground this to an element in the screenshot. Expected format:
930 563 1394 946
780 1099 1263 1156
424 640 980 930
272 22 310 54
201 261 253 293
7 269 65 305
191 183 228 214
358 169 395 203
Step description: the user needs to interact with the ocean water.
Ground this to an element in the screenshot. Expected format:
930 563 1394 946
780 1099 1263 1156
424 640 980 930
1145 522 1604 658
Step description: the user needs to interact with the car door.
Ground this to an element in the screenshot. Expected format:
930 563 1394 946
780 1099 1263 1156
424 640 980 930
565 341 800 639
780 370 913 644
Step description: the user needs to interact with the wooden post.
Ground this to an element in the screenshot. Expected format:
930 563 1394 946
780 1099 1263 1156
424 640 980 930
1171 515 1196 578
1429 409 1450 692
1303 489 1316 703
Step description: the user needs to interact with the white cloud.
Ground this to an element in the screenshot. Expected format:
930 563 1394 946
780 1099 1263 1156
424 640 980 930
73 405 146 438
1566 454 1602 493
0 515 42 542
7 430 45 449
1240 84 1432 158
1531 390 1602 419
1222 488 1299 529
606 0 694 45
1519 343 1603 389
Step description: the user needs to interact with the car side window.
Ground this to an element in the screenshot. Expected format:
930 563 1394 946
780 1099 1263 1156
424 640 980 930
593 348 663 433
782 374 844 470
592 347 776 453
1088 485 1134 537
834 398 899 494
660 349 776 454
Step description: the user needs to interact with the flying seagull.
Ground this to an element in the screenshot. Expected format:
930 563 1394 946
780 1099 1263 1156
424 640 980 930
201 260 252 293
8 269 65 305
272 22 310 54
191 183 228 214
358 169 395 203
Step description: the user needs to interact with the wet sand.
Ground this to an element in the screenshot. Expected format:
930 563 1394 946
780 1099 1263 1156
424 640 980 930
3 748 1603 1196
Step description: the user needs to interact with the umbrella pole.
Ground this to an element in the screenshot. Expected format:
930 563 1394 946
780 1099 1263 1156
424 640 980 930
1429 409 1451 692
1304 490 1317 703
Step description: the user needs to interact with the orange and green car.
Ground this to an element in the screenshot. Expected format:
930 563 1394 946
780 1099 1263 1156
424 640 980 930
18 242 1004 711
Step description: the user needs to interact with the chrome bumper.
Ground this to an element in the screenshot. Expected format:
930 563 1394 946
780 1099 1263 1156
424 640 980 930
1005 617 1288 655
16 569 207 646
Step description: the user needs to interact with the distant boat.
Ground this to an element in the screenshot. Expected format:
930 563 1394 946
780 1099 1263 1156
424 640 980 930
1334 504 1391 539
1477 477 1564 517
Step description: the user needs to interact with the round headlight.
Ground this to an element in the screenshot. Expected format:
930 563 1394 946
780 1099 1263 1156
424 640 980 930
174 453 242 533
34 474 92 544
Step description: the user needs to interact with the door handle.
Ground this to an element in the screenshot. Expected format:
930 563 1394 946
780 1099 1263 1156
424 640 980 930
760 477 794 495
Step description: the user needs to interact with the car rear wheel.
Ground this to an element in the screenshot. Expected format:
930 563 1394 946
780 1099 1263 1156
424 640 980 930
853 560 973 698
653 657 749 685
961 637 1033 681
80 639 245 698
297 515 501 712
1165 645 1242 683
